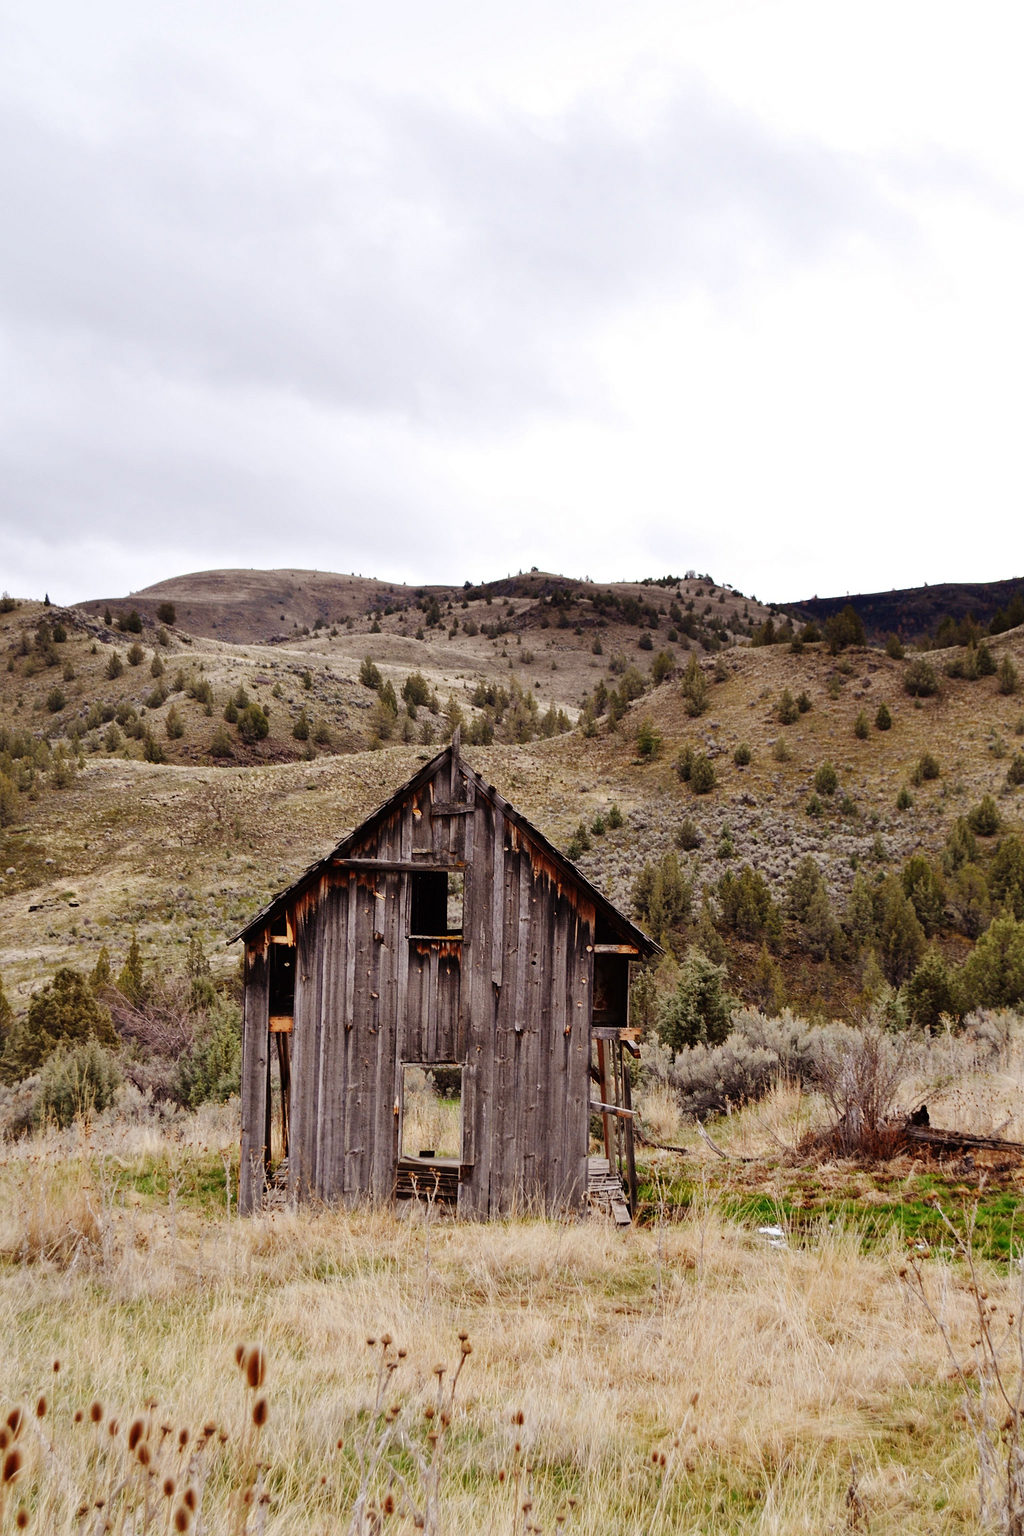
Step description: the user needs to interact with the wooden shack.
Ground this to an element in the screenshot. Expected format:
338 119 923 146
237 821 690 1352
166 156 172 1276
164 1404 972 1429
235 735 658 1219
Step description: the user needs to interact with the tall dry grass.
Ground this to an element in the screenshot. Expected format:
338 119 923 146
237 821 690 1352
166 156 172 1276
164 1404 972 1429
0 1110 1008 1532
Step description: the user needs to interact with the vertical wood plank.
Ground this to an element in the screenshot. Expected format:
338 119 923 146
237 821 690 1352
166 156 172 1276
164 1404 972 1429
239 944 269 1215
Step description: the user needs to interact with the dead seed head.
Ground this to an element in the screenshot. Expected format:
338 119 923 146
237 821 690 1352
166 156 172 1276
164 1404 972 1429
498 1470 507 1483
690 1392 699 1408
52 1361 60 1374
163 1478 176 1498
217 1432 228 1445
513 1411 525 1426
252 1398 269 1428
461 1340 472 1355
128 1420 145 1451
336 1439 344 1451
73 1411 83 1425
458 1330 469 1342
178 1429 189 1449
89 1402 103 1425
15 1510 28 1529
381 1333 393 1347
34 1398 45 1419
366 1337 376 1348
6 1410 23 1438
183 1487 197 1511
0 1431 7 1451
397 1348 407 1359
202 1423 216 1439
383 1494 395 1515
433 1365 445 1379
245 1348 266 1390
108 1421 119 1438
234 1344 246 1367
173 1509 192 1533
137 1443 151 1468
3 1449 23 1485
424 1406 435 1420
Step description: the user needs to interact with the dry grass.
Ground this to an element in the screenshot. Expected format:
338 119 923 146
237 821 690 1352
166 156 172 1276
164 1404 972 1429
0 1112 1009 1533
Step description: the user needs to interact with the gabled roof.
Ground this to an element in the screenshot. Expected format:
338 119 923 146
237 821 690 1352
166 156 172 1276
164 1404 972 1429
233 741 659 957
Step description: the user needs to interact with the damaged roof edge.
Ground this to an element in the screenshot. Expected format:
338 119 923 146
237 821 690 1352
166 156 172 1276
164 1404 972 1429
230 743 660 958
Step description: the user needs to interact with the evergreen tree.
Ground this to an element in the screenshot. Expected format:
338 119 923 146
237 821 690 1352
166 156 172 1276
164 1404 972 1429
903 946 960 1031
901 854 946 936
657 949 733 1050
0 968 117 1083
845 873 877 951
0 971 11 1045
989 833 1024 919
960 915 1024 1009
89 945 112 993
785 854 824 921
116 931 145 1004
879 880 926 984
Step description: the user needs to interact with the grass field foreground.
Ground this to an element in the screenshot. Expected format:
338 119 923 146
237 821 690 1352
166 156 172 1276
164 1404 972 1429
0 1108 1013 1533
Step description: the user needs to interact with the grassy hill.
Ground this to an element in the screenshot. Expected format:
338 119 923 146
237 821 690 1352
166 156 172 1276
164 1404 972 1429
1 571 1022 1022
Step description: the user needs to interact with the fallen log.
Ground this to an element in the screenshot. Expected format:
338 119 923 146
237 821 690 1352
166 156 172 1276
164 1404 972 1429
903 1125 1024 1156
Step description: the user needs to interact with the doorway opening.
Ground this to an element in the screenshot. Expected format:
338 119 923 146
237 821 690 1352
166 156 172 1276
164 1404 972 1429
396 1063 463 1204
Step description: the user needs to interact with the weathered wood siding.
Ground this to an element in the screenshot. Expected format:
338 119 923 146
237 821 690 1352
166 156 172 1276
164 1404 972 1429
241 749 595 1217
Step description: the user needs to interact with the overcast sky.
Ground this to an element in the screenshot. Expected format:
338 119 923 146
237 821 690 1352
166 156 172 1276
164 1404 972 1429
2 1 1023 606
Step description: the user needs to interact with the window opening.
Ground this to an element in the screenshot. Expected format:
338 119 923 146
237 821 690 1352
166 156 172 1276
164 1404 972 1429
399 1064 462 1160
410 871 463 937
269 944 296 1017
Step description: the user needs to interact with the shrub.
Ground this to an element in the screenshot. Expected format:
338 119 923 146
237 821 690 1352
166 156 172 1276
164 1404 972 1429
635 717 662 760
879 880 926 984
733 742 751 766
165 704 185 739
689 754 716 794
852 711 868 739
977 642 998 677
785 855 825 920
910 752 941 785
904 658 939 696
34 1041 122 1127
402 672 431 708
813 761 838 796
947 863 991 938
175 998 242 1107
566 823 592 860
968 794 1001 837
999 655 1021 695
638 632 653 651
777 689 799 725
125 610 142 634
650 650 675 684
142 730 166 763
813 1026 910 1157
989 833 1024 919
657 949 733 1050
1007 752 1024 786
681 656 709 717
675 817 701 850
313 718 332 746
607 803 623 830
223 700 239 724
127 642 144 667
156 600 176 625
0 772 17 827
896 786 913 810
806 793 823 817
46 686 66 713
676 744 693 782
875 703 892 730
106 650 124 680
960 915 1024 1010
718 865 780 941
824 604 865 654
0 967 117 1083
632 852 691 935
209 724 234 758
237 704 269 743
360 657 382 690
797 690 812 714
901 853 946 936
885 633 905 659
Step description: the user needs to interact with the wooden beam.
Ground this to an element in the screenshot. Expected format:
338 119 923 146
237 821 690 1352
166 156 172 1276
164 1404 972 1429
331 858 465 872
589 1101 635 1120
430 802 474 816
591 944 639 955
591 1026 641 1041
